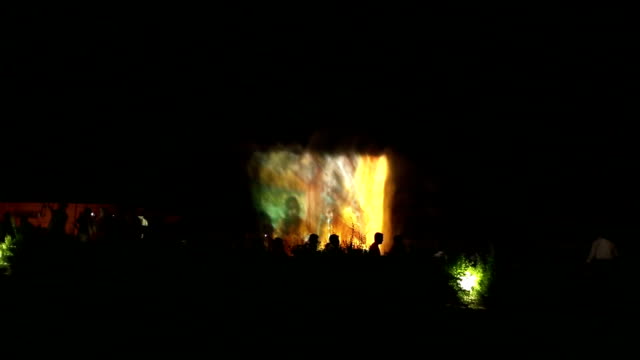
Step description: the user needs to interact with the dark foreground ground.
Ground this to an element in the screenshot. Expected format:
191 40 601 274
1 246 636 356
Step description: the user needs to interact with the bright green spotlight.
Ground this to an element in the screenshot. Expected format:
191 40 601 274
0 234 16 268
459 270 479 291
448 254 492 308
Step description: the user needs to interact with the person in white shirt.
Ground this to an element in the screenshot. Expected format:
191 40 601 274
587 236 618 264
586 235 619 296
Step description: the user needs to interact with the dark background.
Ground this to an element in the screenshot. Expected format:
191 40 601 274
2 5 638 254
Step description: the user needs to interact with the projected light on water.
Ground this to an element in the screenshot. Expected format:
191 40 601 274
249 150 390 251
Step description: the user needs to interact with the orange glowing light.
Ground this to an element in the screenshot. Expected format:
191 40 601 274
250 151 391 252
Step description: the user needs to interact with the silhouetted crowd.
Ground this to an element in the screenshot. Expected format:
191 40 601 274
0 202 629 315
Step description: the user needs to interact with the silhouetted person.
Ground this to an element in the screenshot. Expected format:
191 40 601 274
47 203 68 238
114 206 141 243
136 210 149 240
587 235 619 292
76 208 93 242
307 233 320 251
94 208 108 241
270 237 288 257
368 232 383 256
18 215 35 241
102 208 118 242
585 234 619 308
324 234 343 255
293 233 320 257
239 231 266 255
388 234 406 256
587 235 618 264
0 212 15 242
10 215 37 272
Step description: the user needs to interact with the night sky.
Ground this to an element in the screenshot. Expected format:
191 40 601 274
3 6 638 252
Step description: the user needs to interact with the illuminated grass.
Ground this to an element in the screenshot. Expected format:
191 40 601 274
0 235 16 268
448 254 493 308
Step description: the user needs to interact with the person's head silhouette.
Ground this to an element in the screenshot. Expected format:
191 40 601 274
272 237 286 255
308 233 319 249
329 234 340 248
374 232 383 245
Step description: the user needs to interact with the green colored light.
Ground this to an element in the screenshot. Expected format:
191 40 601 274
0 234 15 268
448 254 493 308
249 150 390 250
459 270 479 291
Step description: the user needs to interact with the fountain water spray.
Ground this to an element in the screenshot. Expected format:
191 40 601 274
249 149 391 252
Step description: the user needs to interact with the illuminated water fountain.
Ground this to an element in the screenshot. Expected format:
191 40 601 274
249 150 391 252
